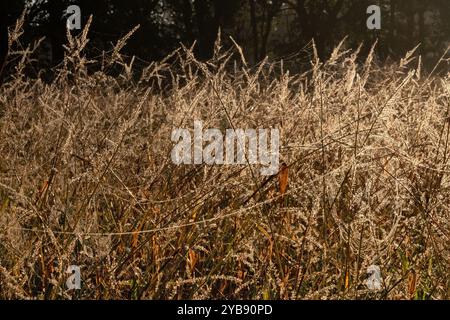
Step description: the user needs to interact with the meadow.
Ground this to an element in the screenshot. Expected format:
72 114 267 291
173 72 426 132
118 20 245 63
0 17 449 299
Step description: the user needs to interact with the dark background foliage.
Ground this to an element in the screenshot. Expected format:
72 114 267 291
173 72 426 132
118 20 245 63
1 0 450 70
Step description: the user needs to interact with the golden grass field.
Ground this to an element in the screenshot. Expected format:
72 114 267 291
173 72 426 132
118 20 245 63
0 18 449 300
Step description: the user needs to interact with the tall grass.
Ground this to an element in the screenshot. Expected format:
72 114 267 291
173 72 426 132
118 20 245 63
0 17 449 300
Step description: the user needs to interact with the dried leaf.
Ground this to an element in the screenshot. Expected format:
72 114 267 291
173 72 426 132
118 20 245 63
132 222 144 249
188 249 198 273
278 162 289 196
345 269 350 290
408 270 417 299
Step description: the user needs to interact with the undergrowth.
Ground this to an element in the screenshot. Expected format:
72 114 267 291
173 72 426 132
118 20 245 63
0 15 449 300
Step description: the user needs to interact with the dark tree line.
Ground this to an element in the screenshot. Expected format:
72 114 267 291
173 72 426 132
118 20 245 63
1 0 449 70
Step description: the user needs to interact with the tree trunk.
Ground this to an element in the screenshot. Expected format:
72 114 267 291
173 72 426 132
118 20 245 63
260 0 282 59
181 0 195 44
47 0 66 65
193 0 215 60
249 0 259 63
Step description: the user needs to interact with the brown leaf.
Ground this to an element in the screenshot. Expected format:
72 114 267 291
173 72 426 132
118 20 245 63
278 162 289 197
344 269 350 290
132 221 144 249
188 249 198 273
408 270 417 299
